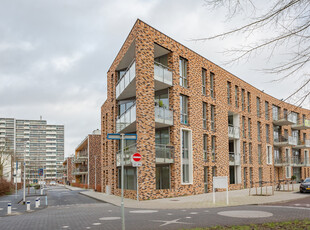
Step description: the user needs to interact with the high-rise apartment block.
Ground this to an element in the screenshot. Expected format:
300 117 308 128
101 20 310 200
0 118 64 182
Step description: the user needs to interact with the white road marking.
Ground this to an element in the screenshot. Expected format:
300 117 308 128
151 218 192 227
99 217 121 220
186 217 192 219
181 210 186 212
167 213 172 215
294 204 301 206
86 227 91 229
263 205 310 210
204 210 209 212
108 210 112 212
130 210 158 214
218 210 273 218
92 223 101 226
189 212 198 214
62 226 69 229
0 208 3 211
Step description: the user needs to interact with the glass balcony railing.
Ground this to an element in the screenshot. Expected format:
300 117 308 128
273 113 297 126
116 143 174 166
116 103 136 133
295 139 310 149
274 157 289 166
273 135 297 146
72 167 88 175
292 119 310 130
229 152 240 165
155 144 174 164
291 156 304 166
154 61 173 86
116 60 136 99
155 106 173 126
228 125 240 139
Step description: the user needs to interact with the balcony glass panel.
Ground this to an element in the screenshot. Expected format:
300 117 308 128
154 62 173 86
155 106 173 126
116 61 136 99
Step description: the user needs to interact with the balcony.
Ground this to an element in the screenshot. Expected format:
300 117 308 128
228 125 240 139
115 60 173 101
292 119 310 130
116 143 174 167
294 139 310 149
72 167 88 175
116 104 173 133
291 156 305 167
305 157 310 167
273 136 297 147
155 144 174 164
274 157 289 166
73 152 88 163
273 114 296 126
154 61 173 89
155 106 173 127
229 153 241 165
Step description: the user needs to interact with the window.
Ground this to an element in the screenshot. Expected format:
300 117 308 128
247 92 251 112
118 167 136 190
286 166 291 178
203 102 207 129
180 95 188 124
266 145 272 165
257 121 261 142
210 72 215 98
211 136 216 162
227 81 231 104
181 129 192 184
272 105 279 120
235 86 239 108
179 57 188 87
265 101 269 120
212 166 217 177
241 89 245 111
155 90 169 108
249 143 252 164
258 144 262 165
211 105 215 131
156 165 170 189
204 167 209 193
243 142 247 163
258 167 263 186
155 128 169 145
248 118 251 139
250 167 253 186
202 69 206 95
203 134 208 161
266 124 270 143
256 97 261 117
242 116 246 138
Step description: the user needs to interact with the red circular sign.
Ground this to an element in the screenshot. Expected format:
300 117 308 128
132 153 142 162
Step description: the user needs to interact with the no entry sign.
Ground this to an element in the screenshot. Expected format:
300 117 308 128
132 153 142 162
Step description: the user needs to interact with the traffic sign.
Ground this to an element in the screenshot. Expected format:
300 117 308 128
38 168 43 176
107 133 137 140
132 153 142 162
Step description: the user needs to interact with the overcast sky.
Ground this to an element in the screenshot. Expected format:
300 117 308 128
0 0 309 157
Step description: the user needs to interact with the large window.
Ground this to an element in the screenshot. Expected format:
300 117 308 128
156 165 170 189
266 124 270 143
202 68 206 95
211 105 215 131
249 143 252 164
210 72 215 98
155 90 169 109
235 86 239 108
257 121 261 142
243 141 247 163
155 128 169 145
118 100 135 117
247 92 251 112
258 144 262 165
181 129 192 184
266 145 272 165
256 97 261 117
248 118 251 139
203 134 208 161
265 101 269 120
241 89 245 111
179 57 188 88
242 116 246 138
211 135 216 162
180 95 188 124
227 81 231 104
203 102 207 129
118 167 136 190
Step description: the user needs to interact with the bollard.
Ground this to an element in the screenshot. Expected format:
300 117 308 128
38 197 40 206
35 198 39 208
41 189 43 195
26 201 30 211
7 202 11 215
45 195 48 206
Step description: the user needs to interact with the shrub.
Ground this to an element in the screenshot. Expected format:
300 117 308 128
0 178 14 196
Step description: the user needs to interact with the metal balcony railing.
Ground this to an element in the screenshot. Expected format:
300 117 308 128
116 60 136 99
228 125 240 139
291 156 304 166
155 106 173 126
274 157 289 166
229 152 241 165
154 61 173 86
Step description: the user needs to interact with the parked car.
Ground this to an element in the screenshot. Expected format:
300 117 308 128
300 178 310 193
50 181 57 186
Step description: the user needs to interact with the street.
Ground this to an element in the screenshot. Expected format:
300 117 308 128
0 185 309 230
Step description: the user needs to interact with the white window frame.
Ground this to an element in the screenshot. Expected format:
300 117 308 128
180 128 193 185
286 166 291 179
266 144 272 165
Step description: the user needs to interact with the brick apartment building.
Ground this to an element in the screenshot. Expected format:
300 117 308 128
72 130 101 189
101 19 310 200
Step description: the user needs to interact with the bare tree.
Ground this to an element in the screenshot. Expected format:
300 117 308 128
0 138 13 180
194 0 310 108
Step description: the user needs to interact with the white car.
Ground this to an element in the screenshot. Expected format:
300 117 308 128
50 181 57 186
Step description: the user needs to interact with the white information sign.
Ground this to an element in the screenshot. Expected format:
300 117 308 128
132 161 142 167
213 176 229 205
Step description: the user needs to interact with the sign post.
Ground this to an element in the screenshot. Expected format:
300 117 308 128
213 176 229 205
107 133 137 230
131 153 142 201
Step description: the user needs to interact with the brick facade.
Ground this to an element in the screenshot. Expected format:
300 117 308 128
101 19 310 200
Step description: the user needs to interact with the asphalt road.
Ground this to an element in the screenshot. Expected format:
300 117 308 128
0 186 309 230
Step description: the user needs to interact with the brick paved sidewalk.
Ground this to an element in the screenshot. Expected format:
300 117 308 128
79 184 305 209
